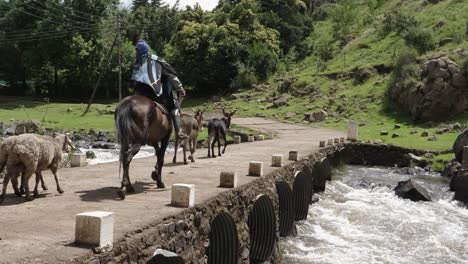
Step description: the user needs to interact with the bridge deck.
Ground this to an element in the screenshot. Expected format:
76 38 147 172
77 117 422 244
0 118 344 264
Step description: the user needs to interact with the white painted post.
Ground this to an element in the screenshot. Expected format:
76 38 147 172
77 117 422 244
327 139 333 146
248 135 255 142
233 135 241 144
71 153 87 167
347 121 358 141
255 135 265 141
171 184 195 208
220 172 238 188
271 154 283 167
340 137 345 143
334 138 339 144
319 140 326 147
75 211 114 248
289 151 298 161
249 161 263 177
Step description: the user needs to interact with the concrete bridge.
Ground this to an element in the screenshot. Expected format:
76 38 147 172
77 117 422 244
0 118 344 264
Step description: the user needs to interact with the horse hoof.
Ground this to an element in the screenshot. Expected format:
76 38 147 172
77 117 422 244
191 159 195 163
184 161 188 165
25 196 34 202
172 159 176 164
151 171 158 181
15 191 22 197
157 182 166 189
42 185 48 191
117 190 126 200
58 188 64 194
126 185 136 194
33 192 39 198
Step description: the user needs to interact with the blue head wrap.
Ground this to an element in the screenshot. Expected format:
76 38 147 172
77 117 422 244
135 39 150 61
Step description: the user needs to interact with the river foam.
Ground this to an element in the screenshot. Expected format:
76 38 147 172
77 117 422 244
282 166 468 264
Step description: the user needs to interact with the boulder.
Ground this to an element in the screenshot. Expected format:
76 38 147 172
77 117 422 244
354 67 374 83
392 133 400 138
380 131 389 136
442 160 461 179
394 179 431 202
285 112 296 119
453 170 468 204
92 141 117 149
410 128 418 134
421 131 429 137
304 110 328 122
388 55 468 121
14 120 43 135
428 135 438 141
406 153 428 168
394 124 401 129
453 128 468 162
272 95 289 108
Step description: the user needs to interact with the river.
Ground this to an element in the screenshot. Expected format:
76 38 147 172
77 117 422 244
282 166 468 264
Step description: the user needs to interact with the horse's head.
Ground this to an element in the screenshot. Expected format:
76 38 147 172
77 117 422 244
222 108 236 129
192 108 205 131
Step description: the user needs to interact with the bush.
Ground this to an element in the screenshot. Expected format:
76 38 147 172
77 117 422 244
247 41 279 81
381 10 418 36
403 26 436 54
230 64 257 90
388 48 419 89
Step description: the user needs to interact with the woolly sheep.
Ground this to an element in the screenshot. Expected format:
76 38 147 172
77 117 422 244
0 133 73 203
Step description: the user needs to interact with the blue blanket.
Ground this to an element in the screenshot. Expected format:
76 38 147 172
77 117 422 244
131 54 163 97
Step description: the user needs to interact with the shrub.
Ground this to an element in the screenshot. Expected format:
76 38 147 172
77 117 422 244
230 64 257 90
403 25 436 54
381 10 418 36
247 41 279 81
388 47 419 90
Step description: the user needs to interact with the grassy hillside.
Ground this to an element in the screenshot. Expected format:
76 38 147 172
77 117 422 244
222 0 468 154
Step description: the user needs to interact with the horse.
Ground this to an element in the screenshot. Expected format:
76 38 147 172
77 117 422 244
114 95 172 199
207 109 236 158
172 108 205 165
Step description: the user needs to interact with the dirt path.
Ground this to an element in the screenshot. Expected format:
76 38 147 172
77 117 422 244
0 118 344 264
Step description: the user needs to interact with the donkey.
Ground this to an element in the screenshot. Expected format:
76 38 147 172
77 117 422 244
173 108 205 165
207 109 236 158
115 95 172 200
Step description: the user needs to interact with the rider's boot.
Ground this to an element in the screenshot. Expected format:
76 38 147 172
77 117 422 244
171 109 188 140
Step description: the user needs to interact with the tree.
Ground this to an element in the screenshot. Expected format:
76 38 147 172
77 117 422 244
132 0 149 11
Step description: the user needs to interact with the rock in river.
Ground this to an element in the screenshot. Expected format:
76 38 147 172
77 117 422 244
394 179 431 202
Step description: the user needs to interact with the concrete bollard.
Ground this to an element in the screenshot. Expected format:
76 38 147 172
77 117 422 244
289 151 298 161
248 135 255 142
340 137 345 143
171 184 195 208
319 140 326 147
255 135 265 141
233 135 241 144
220 172 238 188
71 153 87 167
327 139 333 146
249 161 263 177
334 138 340 144
271 154 283 167
75 211 114 248
347 121 358 141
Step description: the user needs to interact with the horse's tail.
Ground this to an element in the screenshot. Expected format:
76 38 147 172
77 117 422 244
115 99 140 148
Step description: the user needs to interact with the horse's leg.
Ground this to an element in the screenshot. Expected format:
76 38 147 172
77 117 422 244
155 135 170 189
217 134 222 157
222 131 227 154
172 137 178 164
183 138 188 165
207 135 212 158
123 144 141 194
212 135 217 158
189 139 195 162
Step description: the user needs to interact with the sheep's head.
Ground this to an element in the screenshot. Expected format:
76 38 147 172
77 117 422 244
53 133 75 153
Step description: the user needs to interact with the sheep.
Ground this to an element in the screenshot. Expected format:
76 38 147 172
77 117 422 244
0 136 49 196
172 108 205 164
0 133 73 203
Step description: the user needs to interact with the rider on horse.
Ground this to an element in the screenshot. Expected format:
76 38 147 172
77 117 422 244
131 39 188 140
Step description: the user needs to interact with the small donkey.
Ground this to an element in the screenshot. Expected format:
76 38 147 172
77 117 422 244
173 108 205 164
207 109 236 158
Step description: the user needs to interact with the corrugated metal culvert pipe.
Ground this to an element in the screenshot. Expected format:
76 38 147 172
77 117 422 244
207 212 239 264
276 181 294 237
248 195 276 264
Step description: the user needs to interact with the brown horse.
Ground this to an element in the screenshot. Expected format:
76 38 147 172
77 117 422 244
114 95 172 199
